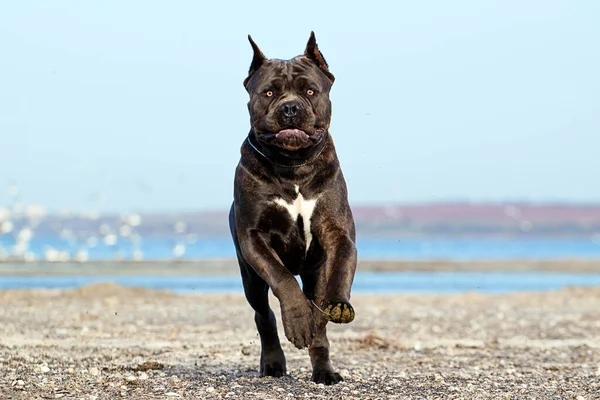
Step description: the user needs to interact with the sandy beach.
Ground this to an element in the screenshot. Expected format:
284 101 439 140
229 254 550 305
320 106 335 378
1 281 599 399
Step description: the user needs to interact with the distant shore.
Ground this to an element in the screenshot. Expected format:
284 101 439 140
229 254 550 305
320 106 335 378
1 258 599 276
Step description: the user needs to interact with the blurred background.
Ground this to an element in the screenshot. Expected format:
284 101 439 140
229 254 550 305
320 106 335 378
1 1 599 270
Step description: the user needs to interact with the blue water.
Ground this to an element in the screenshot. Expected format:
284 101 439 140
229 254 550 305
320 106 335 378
2 236 600 260
2 272 600 294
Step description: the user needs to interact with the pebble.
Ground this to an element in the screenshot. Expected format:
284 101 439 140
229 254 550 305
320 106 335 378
206 387 215 393
40 366 50 373
139 372 149 380
90 367 100 376
165 393 182 398
126 375 137 382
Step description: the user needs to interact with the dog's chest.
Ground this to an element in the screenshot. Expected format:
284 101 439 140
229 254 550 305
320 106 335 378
272 185 317 253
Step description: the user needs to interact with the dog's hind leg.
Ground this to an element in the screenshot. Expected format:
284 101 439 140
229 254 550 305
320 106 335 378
238 254 287 377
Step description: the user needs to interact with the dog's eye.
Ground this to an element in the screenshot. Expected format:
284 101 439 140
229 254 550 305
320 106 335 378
265 91 274 97
306 89 315 96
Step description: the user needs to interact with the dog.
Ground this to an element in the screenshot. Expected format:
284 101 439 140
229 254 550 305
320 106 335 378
229 32 357 385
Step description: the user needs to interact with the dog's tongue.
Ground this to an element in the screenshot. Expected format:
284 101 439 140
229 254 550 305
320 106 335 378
276 128 310 139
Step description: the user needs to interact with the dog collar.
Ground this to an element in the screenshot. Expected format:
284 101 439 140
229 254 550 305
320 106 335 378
246 137 325 168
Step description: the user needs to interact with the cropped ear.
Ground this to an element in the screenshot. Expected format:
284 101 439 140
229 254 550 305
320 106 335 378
304 31 335 84
244 35 267 89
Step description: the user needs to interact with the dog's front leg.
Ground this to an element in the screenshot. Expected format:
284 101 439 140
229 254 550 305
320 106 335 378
240 229 316 349
318 225 358 324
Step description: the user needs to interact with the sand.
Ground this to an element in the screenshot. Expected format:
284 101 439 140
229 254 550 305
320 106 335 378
1 282 599 399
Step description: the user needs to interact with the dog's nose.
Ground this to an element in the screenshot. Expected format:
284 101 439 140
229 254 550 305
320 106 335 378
279 101 302 118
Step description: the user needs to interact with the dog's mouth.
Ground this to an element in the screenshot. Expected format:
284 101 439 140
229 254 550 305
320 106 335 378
260 128 325 151
276 128 310 140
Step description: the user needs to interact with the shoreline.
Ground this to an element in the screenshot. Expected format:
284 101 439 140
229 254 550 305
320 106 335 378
1 258 600 276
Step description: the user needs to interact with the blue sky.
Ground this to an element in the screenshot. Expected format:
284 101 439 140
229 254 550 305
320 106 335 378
0 1 598 212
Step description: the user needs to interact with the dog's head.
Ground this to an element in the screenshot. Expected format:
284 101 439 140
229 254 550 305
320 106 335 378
244 32 335 152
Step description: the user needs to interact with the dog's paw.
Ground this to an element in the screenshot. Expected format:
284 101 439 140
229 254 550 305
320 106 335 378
311 368 344 385
323 301 355 324
260 361 286 378
281 300 316 349
260 348 286 378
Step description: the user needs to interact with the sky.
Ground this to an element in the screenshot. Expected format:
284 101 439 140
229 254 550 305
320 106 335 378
0 1 598 212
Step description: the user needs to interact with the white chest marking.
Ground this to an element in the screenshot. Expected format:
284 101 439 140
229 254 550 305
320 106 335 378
273 185 318 254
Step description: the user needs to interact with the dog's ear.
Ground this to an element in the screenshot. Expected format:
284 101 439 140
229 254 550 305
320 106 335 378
304 31 335 84
244 35 267 89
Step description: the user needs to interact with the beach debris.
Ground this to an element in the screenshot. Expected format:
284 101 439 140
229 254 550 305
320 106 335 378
130 232 142 244
174 221 187 234
12 379 25 388
86 236 99 247
504 205 521 218
172 243 185 258
519 220 533 232
59 228 76 244
124 213 142 227
74 249 89 262
0 220 13 234
17 227 33 242
0 207 11 220
132 249 144 261
99 223 111 235
132 361 164 371
103 234 117 246
44 247 70 262
119 224 132 237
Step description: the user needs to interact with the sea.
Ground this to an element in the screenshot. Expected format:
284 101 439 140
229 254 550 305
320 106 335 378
2 236 600 293
1 236 600 261
3 272 600 294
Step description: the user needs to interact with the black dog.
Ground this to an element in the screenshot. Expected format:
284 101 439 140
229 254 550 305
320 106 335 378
229 32 357 385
